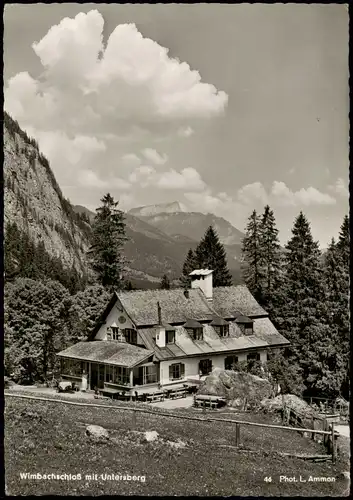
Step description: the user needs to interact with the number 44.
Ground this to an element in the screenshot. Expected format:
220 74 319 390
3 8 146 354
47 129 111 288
264 477 272 483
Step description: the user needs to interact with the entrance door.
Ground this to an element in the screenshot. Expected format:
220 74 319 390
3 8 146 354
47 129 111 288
91 363 98 389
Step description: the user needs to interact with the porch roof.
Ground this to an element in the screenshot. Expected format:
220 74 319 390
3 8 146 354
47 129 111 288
57 341 154 368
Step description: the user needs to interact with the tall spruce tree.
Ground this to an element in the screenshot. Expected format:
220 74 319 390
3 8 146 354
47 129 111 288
258 205 283 313
160 274 171 290
241 210 263 301
323 237 350 398
277 212 340 398
90 193 127 292
337 215 350 270
193 226 232 287
181 248 198 288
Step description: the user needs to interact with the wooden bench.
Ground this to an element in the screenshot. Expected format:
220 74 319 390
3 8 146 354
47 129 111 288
146 391 165 403
194 395 226 409
169 388 187 400
99 387 120 399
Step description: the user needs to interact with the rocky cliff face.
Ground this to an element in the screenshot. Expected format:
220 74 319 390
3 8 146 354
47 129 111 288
4 113 90 274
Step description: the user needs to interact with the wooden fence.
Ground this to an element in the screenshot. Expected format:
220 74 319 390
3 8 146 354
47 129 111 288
5 392 339 463
303 396 349 419
281 402 346 463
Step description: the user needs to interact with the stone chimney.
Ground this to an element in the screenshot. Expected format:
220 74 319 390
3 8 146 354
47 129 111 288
155 301 166 348
189 269 213 301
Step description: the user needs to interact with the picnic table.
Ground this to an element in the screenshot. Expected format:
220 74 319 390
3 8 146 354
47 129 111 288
99 387 121 399
194 394 227 409
168 387 188 399
146 391 166 403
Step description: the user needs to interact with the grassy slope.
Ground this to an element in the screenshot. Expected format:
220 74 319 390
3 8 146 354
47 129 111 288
5 396 347 497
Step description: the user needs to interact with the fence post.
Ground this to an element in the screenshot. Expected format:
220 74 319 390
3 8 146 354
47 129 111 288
132 409 136 428
235 423 240 447
311 417 315 440
331 422 336 463
323 419 328 448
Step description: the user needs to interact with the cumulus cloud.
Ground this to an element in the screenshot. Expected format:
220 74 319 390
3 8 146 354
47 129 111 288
271 181 336 206
237 182 268 205
121 153 141 166
78 169 131 189
5 10 228 131
157 167 206 191
178 126 194 138
234 181 336 207
328 178 349 197
128 165 157 186
141 148 168 165
127 165 206 191
4 9 227 203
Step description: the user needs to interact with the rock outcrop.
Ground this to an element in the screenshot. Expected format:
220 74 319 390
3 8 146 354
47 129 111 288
197 368 272 409
4 112 90 274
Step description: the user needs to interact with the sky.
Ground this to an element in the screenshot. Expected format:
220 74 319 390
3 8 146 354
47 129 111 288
4 3 349 247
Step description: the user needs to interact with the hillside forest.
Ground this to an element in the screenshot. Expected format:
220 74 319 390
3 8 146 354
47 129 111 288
4 114 350 402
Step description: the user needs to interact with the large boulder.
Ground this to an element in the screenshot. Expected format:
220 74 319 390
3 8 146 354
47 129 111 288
197 368 272 409
260 394 316 418
86 425 109 442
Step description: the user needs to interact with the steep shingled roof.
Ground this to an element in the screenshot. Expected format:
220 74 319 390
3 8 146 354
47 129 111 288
210 316 229 326
235 315 254 324
183 318 203 328
117 288 214 326
137 318 289 361
212 286 268 318
57 341 153 368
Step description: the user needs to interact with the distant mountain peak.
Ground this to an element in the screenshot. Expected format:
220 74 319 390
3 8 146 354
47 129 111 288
129 201 187 217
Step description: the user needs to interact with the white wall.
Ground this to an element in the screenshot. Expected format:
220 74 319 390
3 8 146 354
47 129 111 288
159 349 267 385
155 326 166 348
94 305 137 341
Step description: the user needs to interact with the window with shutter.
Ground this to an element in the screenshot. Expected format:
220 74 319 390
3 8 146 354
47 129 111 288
169 363 184 380
199 359 212 375
225 355 238 370
247 352 260 362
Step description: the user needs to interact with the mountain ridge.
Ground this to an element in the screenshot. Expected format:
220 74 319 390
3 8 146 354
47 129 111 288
4 113 91 278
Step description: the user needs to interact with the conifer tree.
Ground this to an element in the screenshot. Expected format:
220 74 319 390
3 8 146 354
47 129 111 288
194 226 233 287
258 205 283 313
181 248 198 288
241 210 263 301
323 237 350 398
277 212 339 397
90 193 127 292
160 274 171 290
337 215 350 270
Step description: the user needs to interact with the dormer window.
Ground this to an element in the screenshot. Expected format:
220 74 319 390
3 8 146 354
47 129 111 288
166 330 175 344
124 328 137 345
184 319 203 341
111 326 119 340
218 325 229 337
211 316 230 337
235 315 254 336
